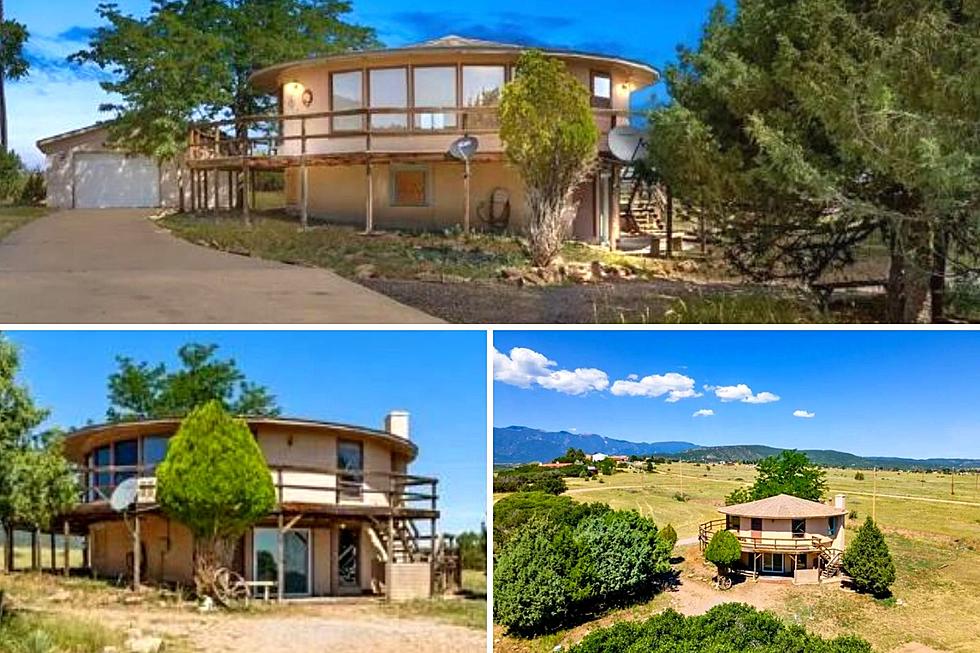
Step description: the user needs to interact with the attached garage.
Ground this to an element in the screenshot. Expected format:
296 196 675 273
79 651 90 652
36 123 184 210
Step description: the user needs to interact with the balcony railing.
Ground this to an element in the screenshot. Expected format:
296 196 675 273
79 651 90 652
75 463 438 512
186 106 632 163
698 519 833 553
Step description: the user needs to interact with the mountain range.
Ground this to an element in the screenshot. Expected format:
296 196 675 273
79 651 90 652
494 426 980 471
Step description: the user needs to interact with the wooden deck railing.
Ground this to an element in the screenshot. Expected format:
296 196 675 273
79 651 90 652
185 106 634 162
698 518 833 553
76 463 437 512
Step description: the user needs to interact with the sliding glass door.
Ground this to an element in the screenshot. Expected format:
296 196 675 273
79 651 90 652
253 528 312 597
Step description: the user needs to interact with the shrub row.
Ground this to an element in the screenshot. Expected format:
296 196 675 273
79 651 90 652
569 603 871 652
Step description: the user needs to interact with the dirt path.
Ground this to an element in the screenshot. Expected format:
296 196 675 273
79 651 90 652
61 604 485 653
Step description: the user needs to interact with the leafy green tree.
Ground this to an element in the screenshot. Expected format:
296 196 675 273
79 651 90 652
0 0 29 149
843 517 896 596
660 523 678 552
0 146 22 201
107 343 279 421
493 523 586 635
457 524 487 572
728 451 827 504
574 511 670 602
493 492 609 553
71 0 378 161
704 529 741 583
555 447 586 464
155 401 276 599
0 335 49 570
9 437 78 570
646 0 980 323
500 50 599 266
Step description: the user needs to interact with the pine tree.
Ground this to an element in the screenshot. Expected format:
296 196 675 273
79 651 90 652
843 517 896 596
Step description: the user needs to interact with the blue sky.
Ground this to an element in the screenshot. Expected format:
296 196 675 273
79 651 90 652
5 0 722 166
6 330 488 534
494 331 980 459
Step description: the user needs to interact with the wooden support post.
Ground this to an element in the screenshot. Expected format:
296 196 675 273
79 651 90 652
203 170 210 212
177 166 185 213
189 170 196 212
665 185 674 258
365 161 374 233
133 514 141 591
243 165 252 226
213 170 219 214
277 513 285 604
5 525 14 572
63 521 70 577
300 164 309 230
82 533 89 570
700 199 707 255
49 531 56 571
872 467 877 522
228 171 234 210
951 471 955 496
31 529 38 571
462 160 471 234
386 513 394 603
429 517 436 598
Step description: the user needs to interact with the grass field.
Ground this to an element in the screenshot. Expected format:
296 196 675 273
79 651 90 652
496 463 980 652
0 206 48 242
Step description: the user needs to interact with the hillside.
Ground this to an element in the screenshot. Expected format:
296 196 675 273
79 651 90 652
495 425 980 470
493 425 695 464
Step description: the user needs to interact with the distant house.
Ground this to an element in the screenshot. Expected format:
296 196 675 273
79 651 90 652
608 455 630 463
699 494 847 584
538 462 575 469
590 453 608 462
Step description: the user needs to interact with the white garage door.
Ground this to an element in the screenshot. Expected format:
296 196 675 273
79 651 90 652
73 153 160 209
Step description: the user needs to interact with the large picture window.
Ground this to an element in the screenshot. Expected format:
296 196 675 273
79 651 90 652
369 67 408 130
390 166 429 207
113 439 138 486
413 66 457 130
331 70 363 132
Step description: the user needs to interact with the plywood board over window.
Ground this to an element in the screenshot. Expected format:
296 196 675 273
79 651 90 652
390 165 430 207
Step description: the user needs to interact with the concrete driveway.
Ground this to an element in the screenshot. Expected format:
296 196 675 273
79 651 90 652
0 209 439 324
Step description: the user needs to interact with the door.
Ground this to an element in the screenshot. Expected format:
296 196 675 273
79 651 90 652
762 553 784 573
73 152 160 209
253 528 311 597
337 527 360 593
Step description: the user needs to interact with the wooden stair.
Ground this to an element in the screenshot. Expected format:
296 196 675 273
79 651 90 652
813 539 844 579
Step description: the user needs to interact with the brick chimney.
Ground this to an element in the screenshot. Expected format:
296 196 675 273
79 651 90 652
834 494 846 510
384 411 410 439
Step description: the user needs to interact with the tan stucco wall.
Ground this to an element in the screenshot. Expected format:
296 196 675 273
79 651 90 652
89 515 195 587
388 563 432 601
41 127 193 210
733 516 843 546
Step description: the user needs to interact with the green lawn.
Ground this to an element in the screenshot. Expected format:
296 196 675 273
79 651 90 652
0 206 48 242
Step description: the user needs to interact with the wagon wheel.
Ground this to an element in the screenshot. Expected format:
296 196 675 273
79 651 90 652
214 568 250 606
718 575 733 591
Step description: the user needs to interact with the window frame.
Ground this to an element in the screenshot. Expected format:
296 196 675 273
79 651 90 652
329 68 366 133
412 64 459 131
368 66 410 131
591 70 613 109
750 517 763 531
389 164 432 208
461 64 507 107
337 439 365 501
791 518 806 538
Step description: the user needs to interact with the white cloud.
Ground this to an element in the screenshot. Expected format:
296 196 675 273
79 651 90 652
492 347 608 396
793 410 816 418
610 372 701 402
493 347 554 388
537 367 610 396
707 384 780 404
627 374 639 381
693 409 715 417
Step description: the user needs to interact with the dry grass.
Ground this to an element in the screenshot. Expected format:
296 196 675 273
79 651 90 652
0 206 48 242
495 463 980 652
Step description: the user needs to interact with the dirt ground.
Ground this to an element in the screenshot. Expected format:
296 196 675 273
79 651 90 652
362 277 744 323
61 602 486 653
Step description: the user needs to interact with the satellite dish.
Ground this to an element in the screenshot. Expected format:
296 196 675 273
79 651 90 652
110 478 139 513
608 126 648 164
448 136 479 162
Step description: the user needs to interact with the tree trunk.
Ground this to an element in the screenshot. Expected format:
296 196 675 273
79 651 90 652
885 219 930 324
193 535 236 602
0 0 8 151
929 224 949 323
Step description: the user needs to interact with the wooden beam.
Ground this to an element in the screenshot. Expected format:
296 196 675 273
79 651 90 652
213 170 219 214
282 514 302 534
300 164 309 229
133 514 141 591
462 160 471 234
277 513 285 604
243 165 252 226
386 514 394 603
665 184 674 258
50 531 56 570
365 161 374 233
63 521 70 577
